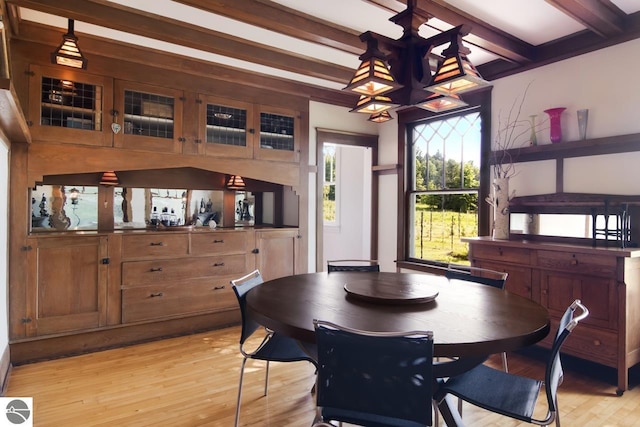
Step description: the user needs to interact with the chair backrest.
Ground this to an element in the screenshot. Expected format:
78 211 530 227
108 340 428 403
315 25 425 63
327 259 380 272
445 264 508 289
231 270 264 344
545 299 589 413
313 320 434 426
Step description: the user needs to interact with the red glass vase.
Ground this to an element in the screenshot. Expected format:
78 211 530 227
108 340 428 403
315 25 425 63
544 107 566 143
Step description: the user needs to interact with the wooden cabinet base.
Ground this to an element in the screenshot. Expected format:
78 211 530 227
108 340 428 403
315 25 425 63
9 310 239 365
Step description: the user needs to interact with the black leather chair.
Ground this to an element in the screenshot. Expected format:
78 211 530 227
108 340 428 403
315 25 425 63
231 270 317 427
312 319 434 427
326 259 380 272
435 299 589 427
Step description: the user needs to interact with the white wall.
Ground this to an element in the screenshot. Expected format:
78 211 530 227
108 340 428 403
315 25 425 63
0 135 9 362
492 38 640 197
307 101 378 271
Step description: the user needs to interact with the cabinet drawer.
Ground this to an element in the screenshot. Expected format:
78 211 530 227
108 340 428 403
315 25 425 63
191 231 250 254
539 321 617 367
122 234 189 259
471 244 531 264
537 250 617 276
122 254 248 287
122 277 237 323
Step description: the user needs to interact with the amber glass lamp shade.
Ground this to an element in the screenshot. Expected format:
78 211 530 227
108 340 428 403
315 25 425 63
417 92 467 113
350 95 397 114
226 175 246 190
51 19 88 69
99 171 119 186
426 44 490 95
344 56 401 97
368 111 393 123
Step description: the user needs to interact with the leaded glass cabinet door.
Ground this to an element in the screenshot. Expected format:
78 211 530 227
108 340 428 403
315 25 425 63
199 95 253 158
113 80 184 153
255 105 300 163
28 64 113 146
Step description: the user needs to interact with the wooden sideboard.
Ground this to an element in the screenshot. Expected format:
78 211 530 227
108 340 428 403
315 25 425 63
464 237 640 395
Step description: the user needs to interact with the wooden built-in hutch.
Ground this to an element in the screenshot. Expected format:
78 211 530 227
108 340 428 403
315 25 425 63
7 30 311 363
465 134 640 395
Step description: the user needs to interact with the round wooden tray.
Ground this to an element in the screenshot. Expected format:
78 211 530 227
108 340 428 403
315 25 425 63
344 276 440 305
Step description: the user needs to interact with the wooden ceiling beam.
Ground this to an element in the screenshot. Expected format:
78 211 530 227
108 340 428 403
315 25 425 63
545 0 626 37
365 0 535 64
13 23 357 108
7 0 354 84
174 0 365 56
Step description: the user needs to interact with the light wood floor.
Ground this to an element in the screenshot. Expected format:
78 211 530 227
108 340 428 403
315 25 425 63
5 326 640 426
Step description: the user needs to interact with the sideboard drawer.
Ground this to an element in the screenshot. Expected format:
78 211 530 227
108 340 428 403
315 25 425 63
122 277 237 323
471 245 531 264
122 254 248 287
537 250 617 276
539 320 617 367
191 231 250 255
122 233 189 259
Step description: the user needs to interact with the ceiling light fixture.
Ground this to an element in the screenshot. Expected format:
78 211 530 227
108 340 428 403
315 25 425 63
368 110 393 123
51 19 87 69
344 0 490 121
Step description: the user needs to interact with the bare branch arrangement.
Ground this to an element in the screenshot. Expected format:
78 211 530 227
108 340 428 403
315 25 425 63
492 82 548 179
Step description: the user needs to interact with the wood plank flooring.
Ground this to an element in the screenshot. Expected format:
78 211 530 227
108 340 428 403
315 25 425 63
5 326 640 426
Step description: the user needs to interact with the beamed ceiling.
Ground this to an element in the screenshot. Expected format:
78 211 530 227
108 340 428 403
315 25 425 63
3 0 640 108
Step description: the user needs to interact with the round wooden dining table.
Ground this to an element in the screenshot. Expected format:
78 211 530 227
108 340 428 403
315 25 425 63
246 271 550 360
246 271 550 427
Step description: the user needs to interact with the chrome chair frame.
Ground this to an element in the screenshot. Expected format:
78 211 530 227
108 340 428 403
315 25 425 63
435 299 589 427
231 269 317 427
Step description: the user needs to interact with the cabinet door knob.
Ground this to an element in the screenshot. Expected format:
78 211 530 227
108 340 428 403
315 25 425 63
571 258 579 265
593 339 601 346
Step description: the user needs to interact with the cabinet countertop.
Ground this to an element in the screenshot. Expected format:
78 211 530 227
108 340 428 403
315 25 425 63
463 236 640 258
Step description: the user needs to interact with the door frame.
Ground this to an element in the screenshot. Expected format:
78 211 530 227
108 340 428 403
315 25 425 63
316 129 378 272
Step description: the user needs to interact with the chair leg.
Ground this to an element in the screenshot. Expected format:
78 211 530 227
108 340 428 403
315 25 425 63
501 351 508 372
235 357 249 427
264 360 270 396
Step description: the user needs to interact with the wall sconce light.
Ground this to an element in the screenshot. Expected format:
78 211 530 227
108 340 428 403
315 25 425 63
225 175 246 191
99 171 119 186
51 19 88 69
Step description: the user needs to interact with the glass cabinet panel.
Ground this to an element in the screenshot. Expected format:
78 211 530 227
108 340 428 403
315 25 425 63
260 112 294 151
123 90 174 139
40 76 101 131
206 104 247 147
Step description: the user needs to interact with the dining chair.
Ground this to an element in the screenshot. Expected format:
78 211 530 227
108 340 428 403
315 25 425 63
435 299 589 427
326 259 380 272
312 319 435 427
446 264 509 372
231 269 318 427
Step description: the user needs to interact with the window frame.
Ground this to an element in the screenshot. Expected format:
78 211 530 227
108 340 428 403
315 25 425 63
396 89 492 270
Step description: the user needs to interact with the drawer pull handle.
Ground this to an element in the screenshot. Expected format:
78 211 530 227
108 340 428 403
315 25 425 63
593 339 601 346
213 239 224 243
149 292 164 298
149 267 163 272
213 262 225 267
149 242 165 247
213 286 226 290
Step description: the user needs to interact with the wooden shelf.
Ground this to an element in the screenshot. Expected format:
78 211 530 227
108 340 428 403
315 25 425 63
510 192 640 214
490 132 640 164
